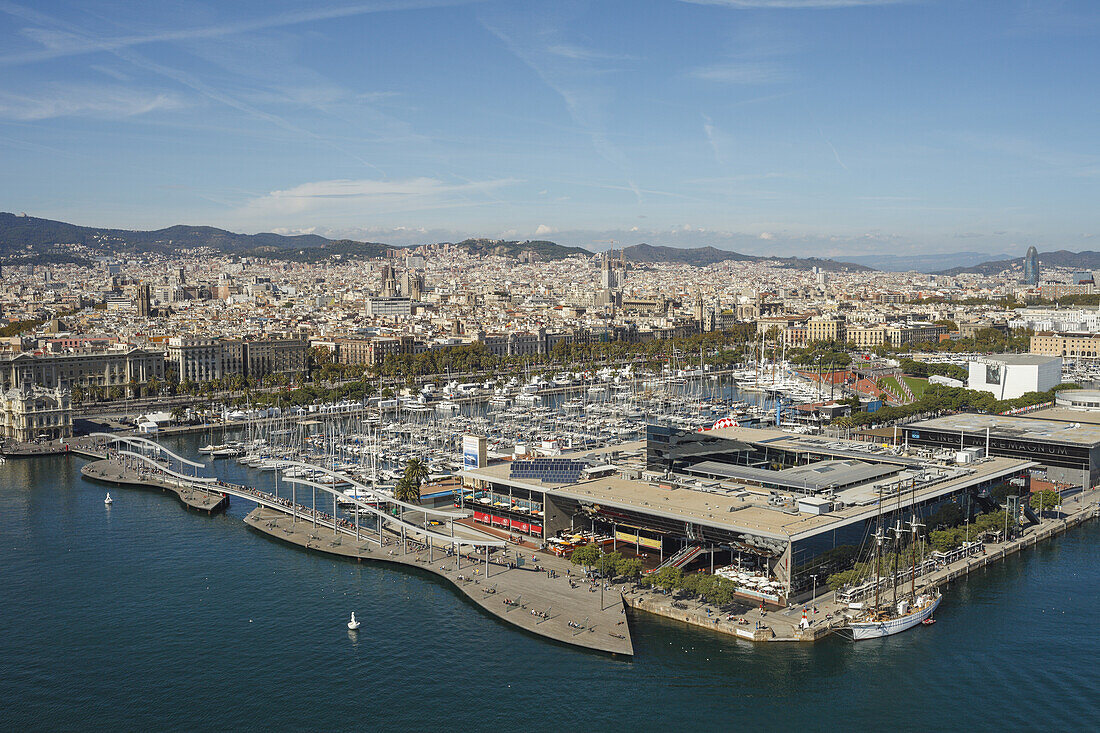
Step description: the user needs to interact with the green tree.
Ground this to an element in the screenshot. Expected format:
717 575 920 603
393 476 419 504
570 543 602 569
706 577 737 606
679 572 702 597
1030 489 1060 512
393 457 430 504
647 566 683 592
594 550 622 578
403 457 430 486
616 556 643 580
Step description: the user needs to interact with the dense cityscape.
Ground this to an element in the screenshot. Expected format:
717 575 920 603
2 232 1098 434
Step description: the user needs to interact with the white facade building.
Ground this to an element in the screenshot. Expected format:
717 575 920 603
967 354 1062 400
1008 308 1100 334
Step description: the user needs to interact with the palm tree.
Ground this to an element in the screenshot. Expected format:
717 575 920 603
394 458 430 504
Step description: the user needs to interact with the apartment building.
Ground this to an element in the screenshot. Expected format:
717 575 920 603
1031 332 1100 359
365 297 415 317
846 322 949 349
0 346 165 393
244 335 309 380
806 316 846 343
168 337 244 383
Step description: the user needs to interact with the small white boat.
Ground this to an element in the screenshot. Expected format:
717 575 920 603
347 612 360 630
104 493 113 505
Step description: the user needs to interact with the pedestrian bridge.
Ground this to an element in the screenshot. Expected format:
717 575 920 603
80 433 507 557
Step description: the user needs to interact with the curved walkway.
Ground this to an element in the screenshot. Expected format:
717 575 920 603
76 450 632 655
243 506 633 654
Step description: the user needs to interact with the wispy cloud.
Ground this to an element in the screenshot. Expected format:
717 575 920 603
0 84 185 120
481 17 643 202
2 1 391 173
545 45 636 62
679 1 904 9
690 61 789 84
820 131 849 171
0 0 483 67
239 86 399 110
701 113 725 165
238 177 520 220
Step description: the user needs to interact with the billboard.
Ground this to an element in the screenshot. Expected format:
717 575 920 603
462 434 486 469
615 529 662 550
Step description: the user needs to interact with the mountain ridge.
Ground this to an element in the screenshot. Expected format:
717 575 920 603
0 213 587 262
2 212 876 270
621 242 873 271
934 250 1100 276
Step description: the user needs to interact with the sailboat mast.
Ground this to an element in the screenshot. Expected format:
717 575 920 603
873 526 882 611
910 516 919 597
891 519 902 609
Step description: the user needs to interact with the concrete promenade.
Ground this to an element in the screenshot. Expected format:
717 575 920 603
80 459 229 514
64 446 634 656
243 506 633 655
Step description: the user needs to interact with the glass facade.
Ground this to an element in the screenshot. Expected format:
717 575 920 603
646 424 754 473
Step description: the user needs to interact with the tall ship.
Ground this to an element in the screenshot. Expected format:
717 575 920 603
839 512 941 641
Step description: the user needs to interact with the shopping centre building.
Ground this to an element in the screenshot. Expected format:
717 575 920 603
459 425 1033 602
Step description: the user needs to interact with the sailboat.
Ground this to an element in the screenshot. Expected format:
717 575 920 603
840 509 941 641
844 590 941 640
347 612 361 630
104 493 113 505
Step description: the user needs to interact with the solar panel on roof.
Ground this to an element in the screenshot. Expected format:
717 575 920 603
510 458 587 483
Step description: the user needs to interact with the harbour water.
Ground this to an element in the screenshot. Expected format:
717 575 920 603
2 444 1098 731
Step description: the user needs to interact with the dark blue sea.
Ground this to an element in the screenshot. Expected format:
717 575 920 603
2 435 1098 731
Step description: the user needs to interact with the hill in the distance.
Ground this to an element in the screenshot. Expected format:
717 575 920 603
1 212 876 270
0 213 593 263
0 212 389 263
935 250 1100 276
621 243 872 271
452 238 590 260
621 243 754 266
842 251 1015 273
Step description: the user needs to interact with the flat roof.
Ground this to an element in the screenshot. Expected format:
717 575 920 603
1027 405 1100 425
684 458 900 492
907 413 1100 448
708 427 928 467
460 427 1034 541
973 354 1060 365
544 456 1031 542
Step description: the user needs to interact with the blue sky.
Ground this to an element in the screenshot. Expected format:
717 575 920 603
1 0 1098 257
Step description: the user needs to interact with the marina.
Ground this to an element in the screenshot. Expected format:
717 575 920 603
149 364 839 498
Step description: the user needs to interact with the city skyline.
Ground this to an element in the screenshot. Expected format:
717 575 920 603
1 0 1098 256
